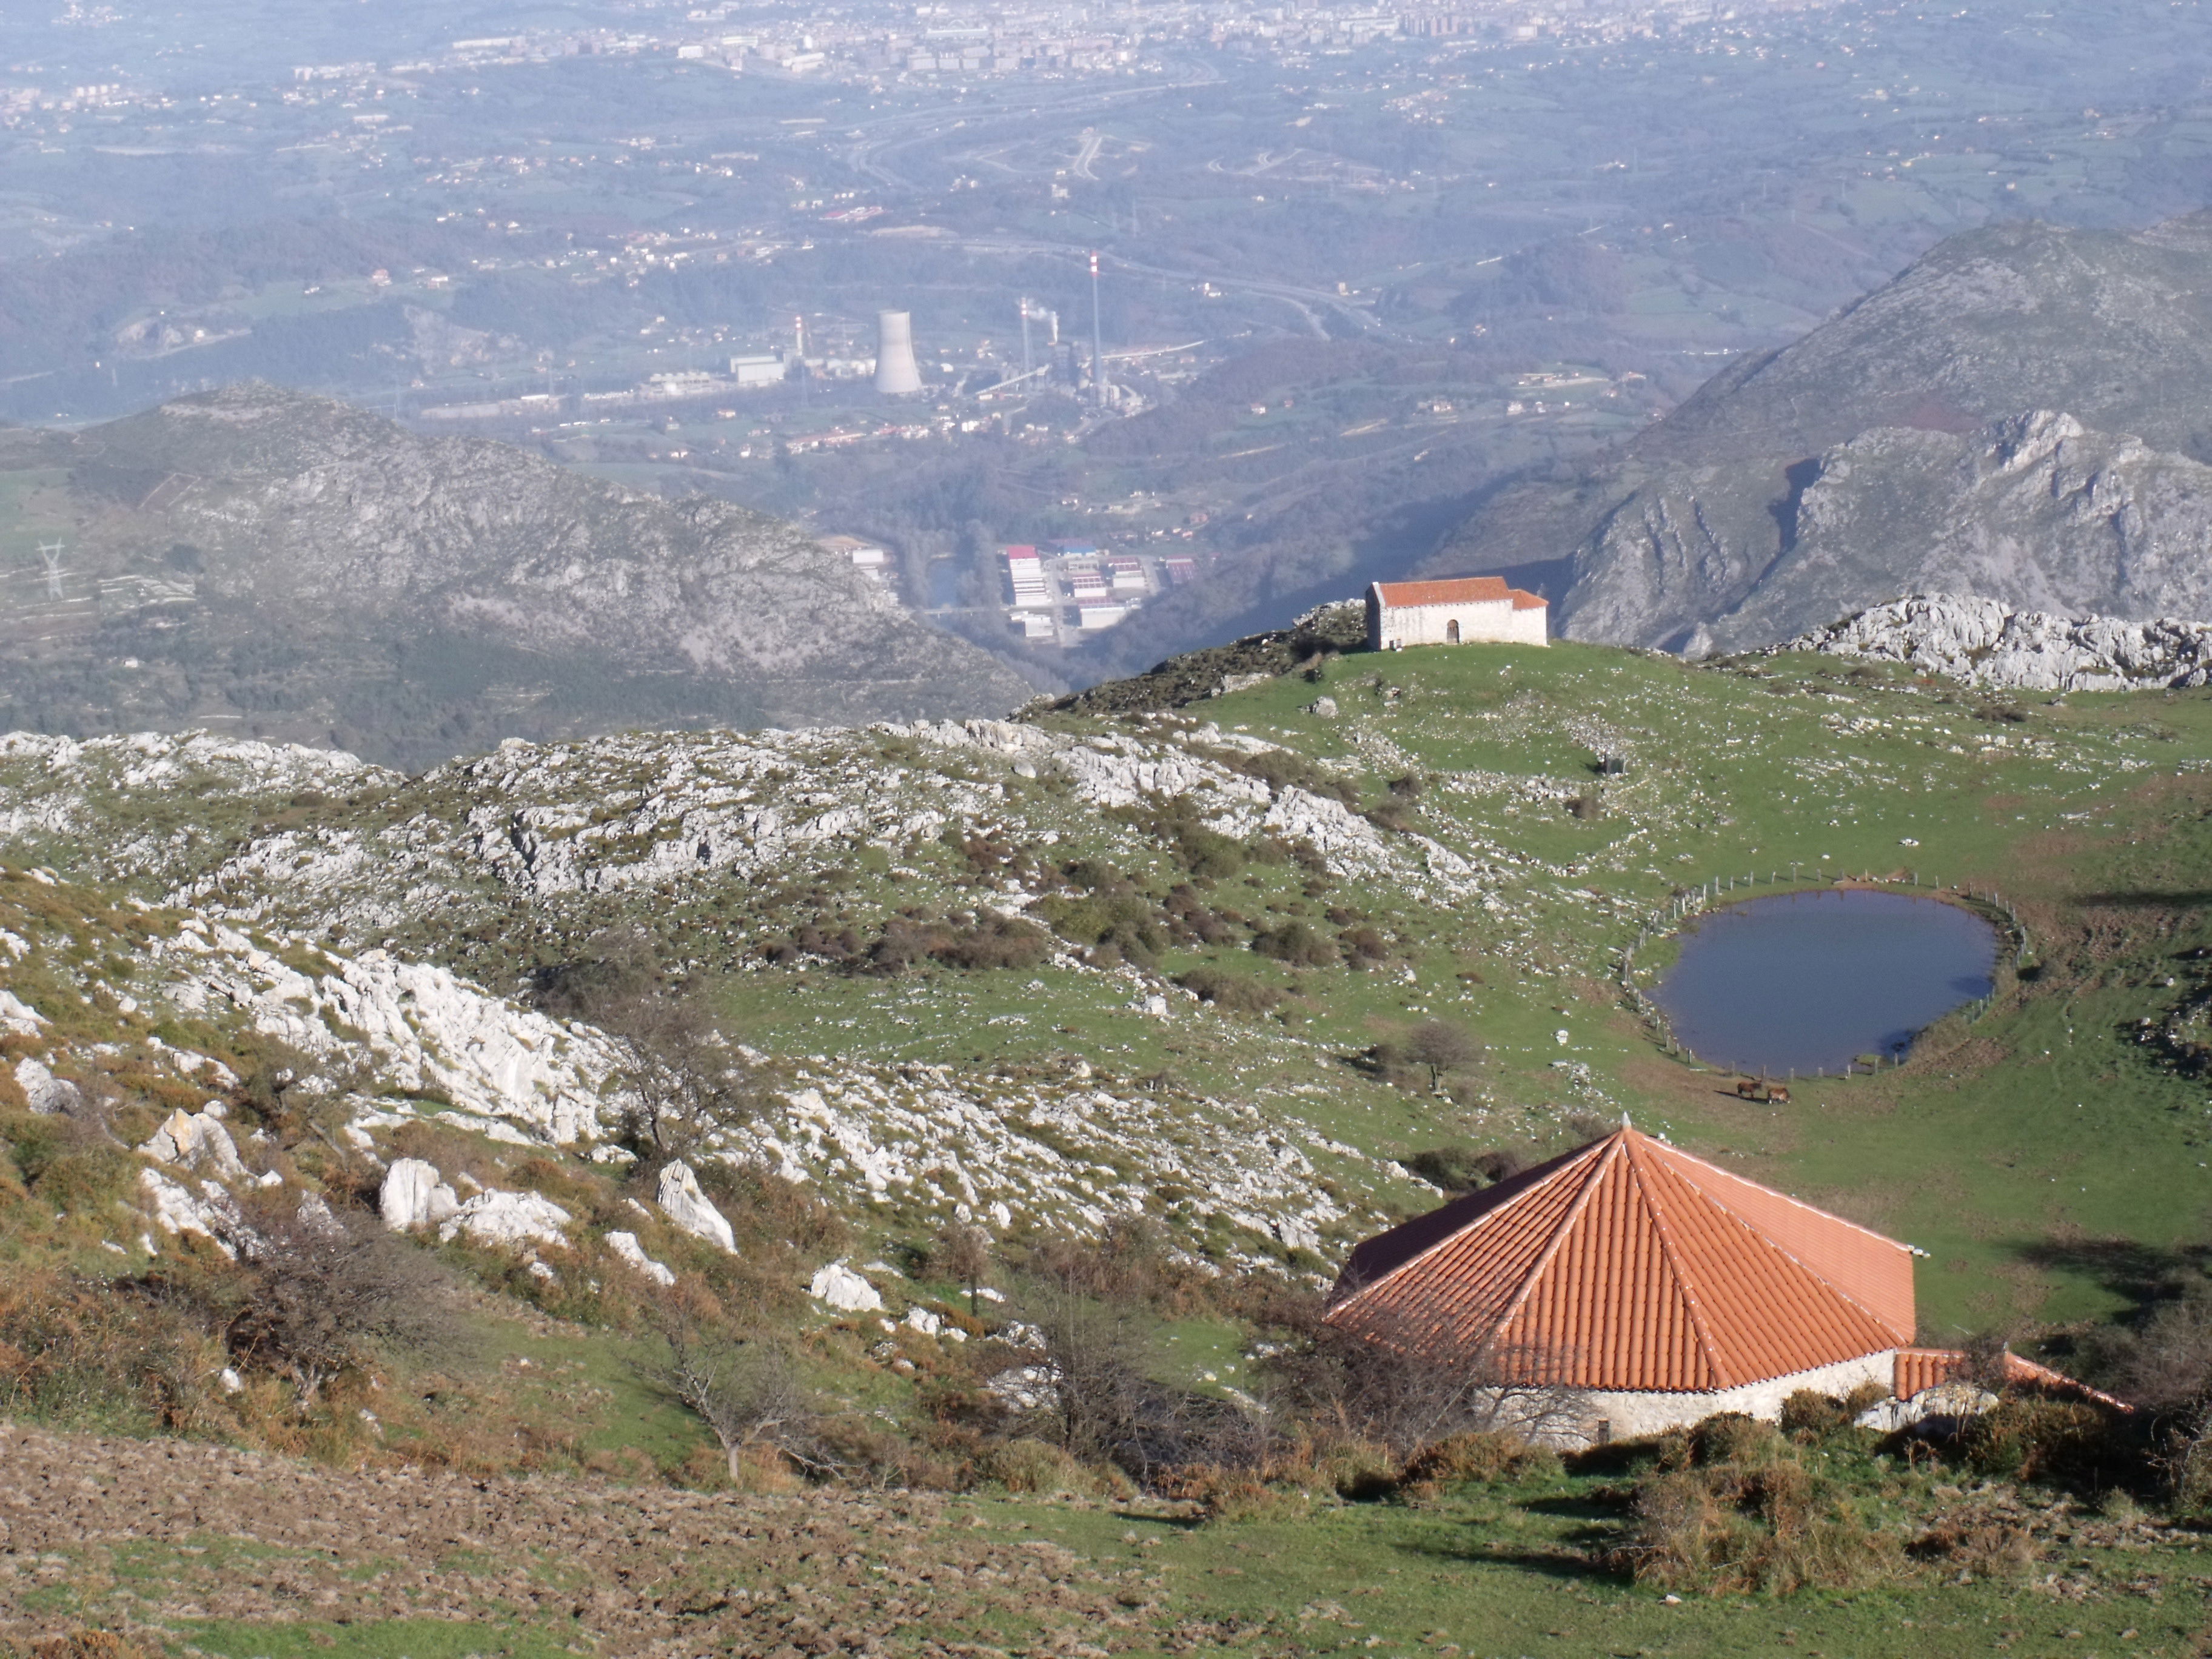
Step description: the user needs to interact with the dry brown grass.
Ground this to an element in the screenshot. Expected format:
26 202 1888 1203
1604 1413 1904 1596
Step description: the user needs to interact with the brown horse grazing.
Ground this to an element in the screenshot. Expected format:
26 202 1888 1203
1766 1084 1791 1104
1735 1078 1763 1099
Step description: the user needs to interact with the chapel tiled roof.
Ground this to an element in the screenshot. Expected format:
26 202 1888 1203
1370 577 1548 611
1326 1127 1917 1393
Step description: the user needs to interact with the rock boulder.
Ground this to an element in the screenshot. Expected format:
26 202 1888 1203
380 1158 461 1230
656 1160 737 1253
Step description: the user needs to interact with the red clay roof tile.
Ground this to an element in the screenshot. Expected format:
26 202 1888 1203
1370 577 1547 611
1327 1128 1917 1392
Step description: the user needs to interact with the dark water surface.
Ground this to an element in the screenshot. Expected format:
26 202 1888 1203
1652 890 1999 1076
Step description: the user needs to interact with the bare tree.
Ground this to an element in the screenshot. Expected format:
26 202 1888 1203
225 1199 461 1405
1013 1280 1195 1480
534 928 757 1155
933 1221 994 1316
649 1305 830 1481
1404 1019 1484 1093
1269 1301 1588 1455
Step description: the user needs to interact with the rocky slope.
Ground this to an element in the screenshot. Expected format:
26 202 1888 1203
1428 214 2212 653
1776 592 2212 692
0 385 1036 771
0 724 1464 1275
0 632 2191 1353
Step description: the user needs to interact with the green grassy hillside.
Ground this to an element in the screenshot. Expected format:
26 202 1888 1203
5 631 2212 1653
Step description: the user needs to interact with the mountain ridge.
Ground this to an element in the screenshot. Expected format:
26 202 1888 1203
0 384 1038 772
1426 214 2212 651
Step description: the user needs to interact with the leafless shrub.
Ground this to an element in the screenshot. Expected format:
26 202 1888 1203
1024 1215 1175 1306
1266 1302 1588 1460
534 927 758 1156
1011 1280 1180 1474
225 1198 464 1405
648 1301 831 1482
931 1221 994 1315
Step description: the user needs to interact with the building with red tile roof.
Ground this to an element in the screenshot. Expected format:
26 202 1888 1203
1327 1124 1919 1441
1366 575 1547 651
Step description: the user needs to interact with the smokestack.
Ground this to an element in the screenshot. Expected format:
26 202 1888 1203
1089 252 1107 408
874 309 923 395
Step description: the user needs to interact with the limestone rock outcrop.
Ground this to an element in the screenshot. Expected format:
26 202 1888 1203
656 1161 737 1253
12 1056 78 1114
140 1107 247 1179
606 1230 677 1287
437 1190 572 1248
809 1261 883 1313
380 1158 461 1231
1778 593 2212 691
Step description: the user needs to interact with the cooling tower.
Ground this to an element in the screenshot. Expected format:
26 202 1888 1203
874 310 923 395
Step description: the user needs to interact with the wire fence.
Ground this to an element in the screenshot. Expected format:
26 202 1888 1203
1616 866 2032 1080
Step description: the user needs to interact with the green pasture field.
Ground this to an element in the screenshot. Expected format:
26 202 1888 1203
709 637 2212 1336
38 1480 2206 1659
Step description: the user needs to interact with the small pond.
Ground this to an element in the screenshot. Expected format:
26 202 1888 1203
1652 889 2000 1078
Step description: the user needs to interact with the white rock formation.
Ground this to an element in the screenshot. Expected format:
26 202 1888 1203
984 1364 1057 1410
12 1056 78 1114
737 1074 1353 1257
138 1168 244 1258
1781 593 2212 692
139 1107 247 1178
156 930 626 1146
606 1230 677 1287
379 1158 461 1230
657 1159 737 1253
0 989 44 1036
808 1260 883 1313
437 1190 572 1248
1855 1381 1999 1433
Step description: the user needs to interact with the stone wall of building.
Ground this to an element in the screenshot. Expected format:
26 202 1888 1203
1560 1350 1897 1446
1367 596 1548 650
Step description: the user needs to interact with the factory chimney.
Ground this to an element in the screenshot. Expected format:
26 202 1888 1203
1089 252 1107 408
874 309 923 395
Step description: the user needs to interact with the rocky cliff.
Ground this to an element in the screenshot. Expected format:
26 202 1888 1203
0 385 1037 771
1774 592 2212 692
1429 214 2212 652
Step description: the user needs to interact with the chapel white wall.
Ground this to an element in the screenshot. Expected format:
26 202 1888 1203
1370 598 1548 650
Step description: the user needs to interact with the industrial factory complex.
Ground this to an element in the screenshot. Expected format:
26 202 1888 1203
1002 542 1196 643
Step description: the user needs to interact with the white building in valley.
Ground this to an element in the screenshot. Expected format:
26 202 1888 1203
1366 575 1547 650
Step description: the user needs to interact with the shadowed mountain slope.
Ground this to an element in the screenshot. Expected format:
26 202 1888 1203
1428 213 2212 652
0 384 1037 771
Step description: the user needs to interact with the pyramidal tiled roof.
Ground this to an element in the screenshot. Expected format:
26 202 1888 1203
1327 1127 1916 1393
